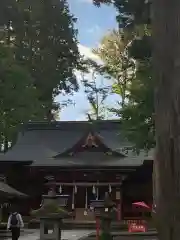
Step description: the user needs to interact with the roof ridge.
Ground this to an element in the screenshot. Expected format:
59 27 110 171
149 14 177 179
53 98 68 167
22 120 121 131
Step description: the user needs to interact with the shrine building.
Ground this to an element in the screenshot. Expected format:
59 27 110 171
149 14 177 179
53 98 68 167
0 120 153 221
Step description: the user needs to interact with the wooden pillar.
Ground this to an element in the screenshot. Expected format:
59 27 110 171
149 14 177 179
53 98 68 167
72 185 77 219
116 188 122 221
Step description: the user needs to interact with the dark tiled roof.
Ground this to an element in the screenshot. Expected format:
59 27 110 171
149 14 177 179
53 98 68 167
31 152 145 167
0 182 27 197
1 129 82 161
0 120 154 167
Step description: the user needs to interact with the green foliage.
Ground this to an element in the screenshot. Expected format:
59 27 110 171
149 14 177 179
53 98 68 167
82 74 110 120
0 0 80 148
93 0 151 26
0 0 80 114
93 29 136 107
129 36 152 60
100 232 113 240
91 1 154 151
0 46 43 150
111 60 155 150
31 201 68 217
121 30 153 150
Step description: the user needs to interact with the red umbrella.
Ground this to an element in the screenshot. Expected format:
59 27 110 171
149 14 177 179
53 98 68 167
132 202 150 209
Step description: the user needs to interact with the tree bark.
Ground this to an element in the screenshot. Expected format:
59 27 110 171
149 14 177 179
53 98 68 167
152 0 180 239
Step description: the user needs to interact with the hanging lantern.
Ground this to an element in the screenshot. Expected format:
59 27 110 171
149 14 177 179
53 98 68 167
96 185 99 200
4 203 8 208
74 184 77 194
109 184 112 193
72 186 75 210
92 185 96 194
59 185 62 194
85 187 88 209
84 187 88 216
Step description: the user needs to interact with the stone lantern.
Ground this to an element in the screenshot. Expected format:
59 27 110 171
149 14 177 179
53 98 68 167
90 193 115 240
31 190 70 240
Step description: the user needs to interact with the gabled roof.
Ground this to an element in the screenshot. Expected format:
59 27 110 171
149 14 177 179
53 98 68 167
0 120 154 167
54 130 126 158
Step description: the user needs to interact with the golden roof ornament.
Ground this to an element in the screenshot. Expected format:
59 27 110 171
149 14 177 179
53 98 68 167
82 133 98 148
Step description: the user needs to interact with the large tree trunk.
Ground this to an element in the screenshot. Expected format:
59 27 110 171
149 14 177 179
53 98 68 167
152 0 180 239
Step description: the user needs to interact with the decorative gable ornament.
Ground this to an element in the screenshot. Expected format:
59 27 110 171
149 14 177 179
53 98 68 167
82 133 98 148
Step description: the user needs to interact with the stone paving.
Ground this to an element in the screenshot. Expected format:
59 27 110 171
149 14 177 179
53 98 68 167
7 230 93 240
3 229 158 240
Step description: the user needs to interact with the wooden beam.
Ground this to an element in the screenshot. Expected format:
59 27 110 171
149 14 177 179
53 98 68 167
45 182 124 186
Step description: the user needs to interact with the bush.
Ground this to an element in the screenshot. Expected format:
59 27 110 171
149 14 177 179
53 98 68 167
100 232 113 240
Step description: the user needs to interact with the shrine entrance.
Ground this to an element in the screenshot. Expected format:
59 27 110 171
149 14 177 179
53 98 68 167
46 181 125 222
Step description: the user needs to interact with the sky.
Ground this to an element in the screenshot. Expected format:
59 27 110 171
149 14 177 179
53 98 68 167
56 0 119 121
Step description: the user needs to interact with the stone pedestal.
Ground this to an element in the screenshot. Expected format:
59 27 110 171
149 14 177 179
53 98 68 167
40 216 62 240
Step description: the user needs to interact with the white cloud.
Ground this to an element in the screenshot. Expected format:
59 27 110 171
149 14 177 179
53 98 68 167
87 25 101 34
78 44 102 64
76 44 104 84
75 44 103 83
75 114 88 121
56 44 118 121
56 44 105 121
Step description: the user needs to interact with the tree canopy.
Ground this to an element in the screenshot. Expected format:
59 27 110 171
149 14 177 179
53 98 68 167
0 0 80 149
93 0 151 26
91 26 153 150
0 0 80 115
91 0 153 151
82 73 110 120
93 29 135 107
0 45 42 151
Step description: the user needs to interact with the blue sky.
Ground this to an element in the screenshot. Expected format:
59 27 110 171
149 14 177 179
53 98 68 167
56 0 119 121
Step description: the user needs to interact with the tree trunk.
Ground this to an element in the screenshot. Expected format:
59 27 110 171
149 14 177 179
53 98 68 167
152 0 180 239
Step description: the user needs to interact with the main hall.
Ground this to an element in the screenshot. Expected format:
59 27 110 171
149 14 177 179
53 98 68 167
0 120 153 222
